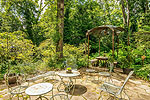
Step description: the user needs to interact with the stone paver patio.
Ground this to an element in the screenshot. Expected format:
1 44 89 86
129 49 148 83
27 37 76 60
0 67 150 100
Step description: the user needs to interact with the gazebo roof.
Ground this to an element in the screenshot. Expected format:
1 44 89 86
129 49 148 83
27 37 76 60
86 25 125 36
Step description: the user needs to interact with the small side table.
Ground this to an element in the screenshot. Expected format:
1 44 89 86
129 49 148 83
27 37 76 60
25 83 53 100
96 56 108 67
90 59 98 67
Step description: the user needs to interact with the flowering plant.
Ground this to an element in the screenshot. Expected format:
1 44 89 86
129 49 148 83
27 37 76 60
141 55 146 60
67 67 71 71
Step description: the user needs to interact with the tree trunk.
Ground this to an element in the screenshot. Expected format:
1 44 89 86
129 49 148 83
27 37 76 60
126 0 130 46
56 0 64 58
121 0 127 26
121 0 130 46
99 38 100 56
146 0 149 13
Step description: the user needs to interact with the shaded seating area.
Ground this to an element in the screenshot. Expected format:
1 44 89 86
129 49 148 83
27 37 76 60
86 25 126 58
2 68 150 100
86 25 126 70
85 25 126 86
1 25 149 100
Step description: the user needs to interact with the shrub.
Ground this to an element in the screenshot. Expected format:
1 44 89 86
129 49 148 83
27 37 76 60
135 64 150 80
38 42 88 69
0 31 35 74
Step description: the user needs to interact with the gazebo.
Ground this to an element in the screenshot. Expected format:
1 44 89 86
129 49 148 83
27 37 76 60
86 25 126 60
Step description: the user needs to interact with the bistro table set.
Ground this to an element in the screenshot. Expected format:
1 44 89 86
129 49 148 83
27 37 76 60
23 56 114 100
24 70 80 100
8 56 133 100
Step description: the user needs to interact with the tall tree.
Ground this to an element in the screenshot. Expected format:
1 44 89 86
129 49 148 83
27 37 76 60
56 0 64 58
1 0 51 46
120 0 130 45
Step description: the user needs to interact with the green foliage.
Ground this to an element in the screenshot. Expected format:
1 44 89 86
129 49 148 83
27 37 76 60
37 39 57 68
37 39 88 69
134 32 150 49
136 64 150 80
64 0 123 47
108 56 115 63
0 0 149 81
0 31 35 75
117 44 134 68
0 0 52 46
63 43 88 68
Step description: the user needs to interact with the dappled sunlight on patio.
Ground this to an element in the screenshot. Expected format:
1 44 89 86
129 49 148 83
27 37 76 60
1 67 150 100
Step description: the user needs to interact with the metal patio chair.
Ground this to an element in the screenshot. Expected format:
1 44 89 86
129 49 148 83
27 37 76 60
98 62 114 83
65 58 78 71
98 71 134 100
5 72 28 100
50 94 70 100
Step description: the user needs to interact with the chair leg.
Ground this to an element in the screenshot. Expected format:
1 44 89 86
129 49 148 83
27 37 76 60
21 93 24 100
124 90 130 100
17 94 19 100
29 95 31 100
9 94 14 100
98 90 103 100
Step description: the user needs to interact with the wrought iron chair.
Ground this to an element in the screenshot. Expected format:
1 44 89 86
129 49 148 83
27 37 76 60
98 71 134 100
65 58 78 71
50 94 70 100
5 71 28 100
83 69 96 83
98 62 114 83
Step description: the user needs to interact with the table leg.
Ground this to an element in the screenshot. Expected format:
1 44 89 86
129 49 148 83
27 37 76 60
57 76 66 92
69 77 75 99
36 95 49 100
57 76 74 92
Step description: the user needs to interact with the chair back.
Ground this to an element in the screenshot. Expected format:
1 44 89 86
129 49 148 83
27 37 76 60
109 62 114 73
5 70 28 93
65 58 78 70
117 71 134 95
50 94 69 100
4 71 18 92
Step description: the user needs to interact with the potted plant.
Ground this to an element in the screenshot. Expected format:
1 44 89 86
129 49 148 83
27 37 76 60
66 67 72 73
117 45 135 74
4 73 17 85
117 55 133 74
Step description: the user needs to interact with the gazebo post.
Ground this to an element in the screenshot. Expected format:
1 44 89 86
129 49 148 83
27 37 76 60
112 30 114 57
99 38 100 56
88 34 90 67
117 36 119 57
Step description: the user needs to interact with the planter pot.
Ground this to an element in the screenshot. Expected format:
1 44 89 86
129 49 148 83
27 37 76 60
66 70 72 74
4 73 17 85
123 68 133 74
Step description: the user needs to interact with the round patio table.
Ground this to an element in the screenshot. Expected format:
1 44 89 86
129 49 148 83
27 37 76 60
57 70 80 93
25 83 53 100
57 70 80 77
